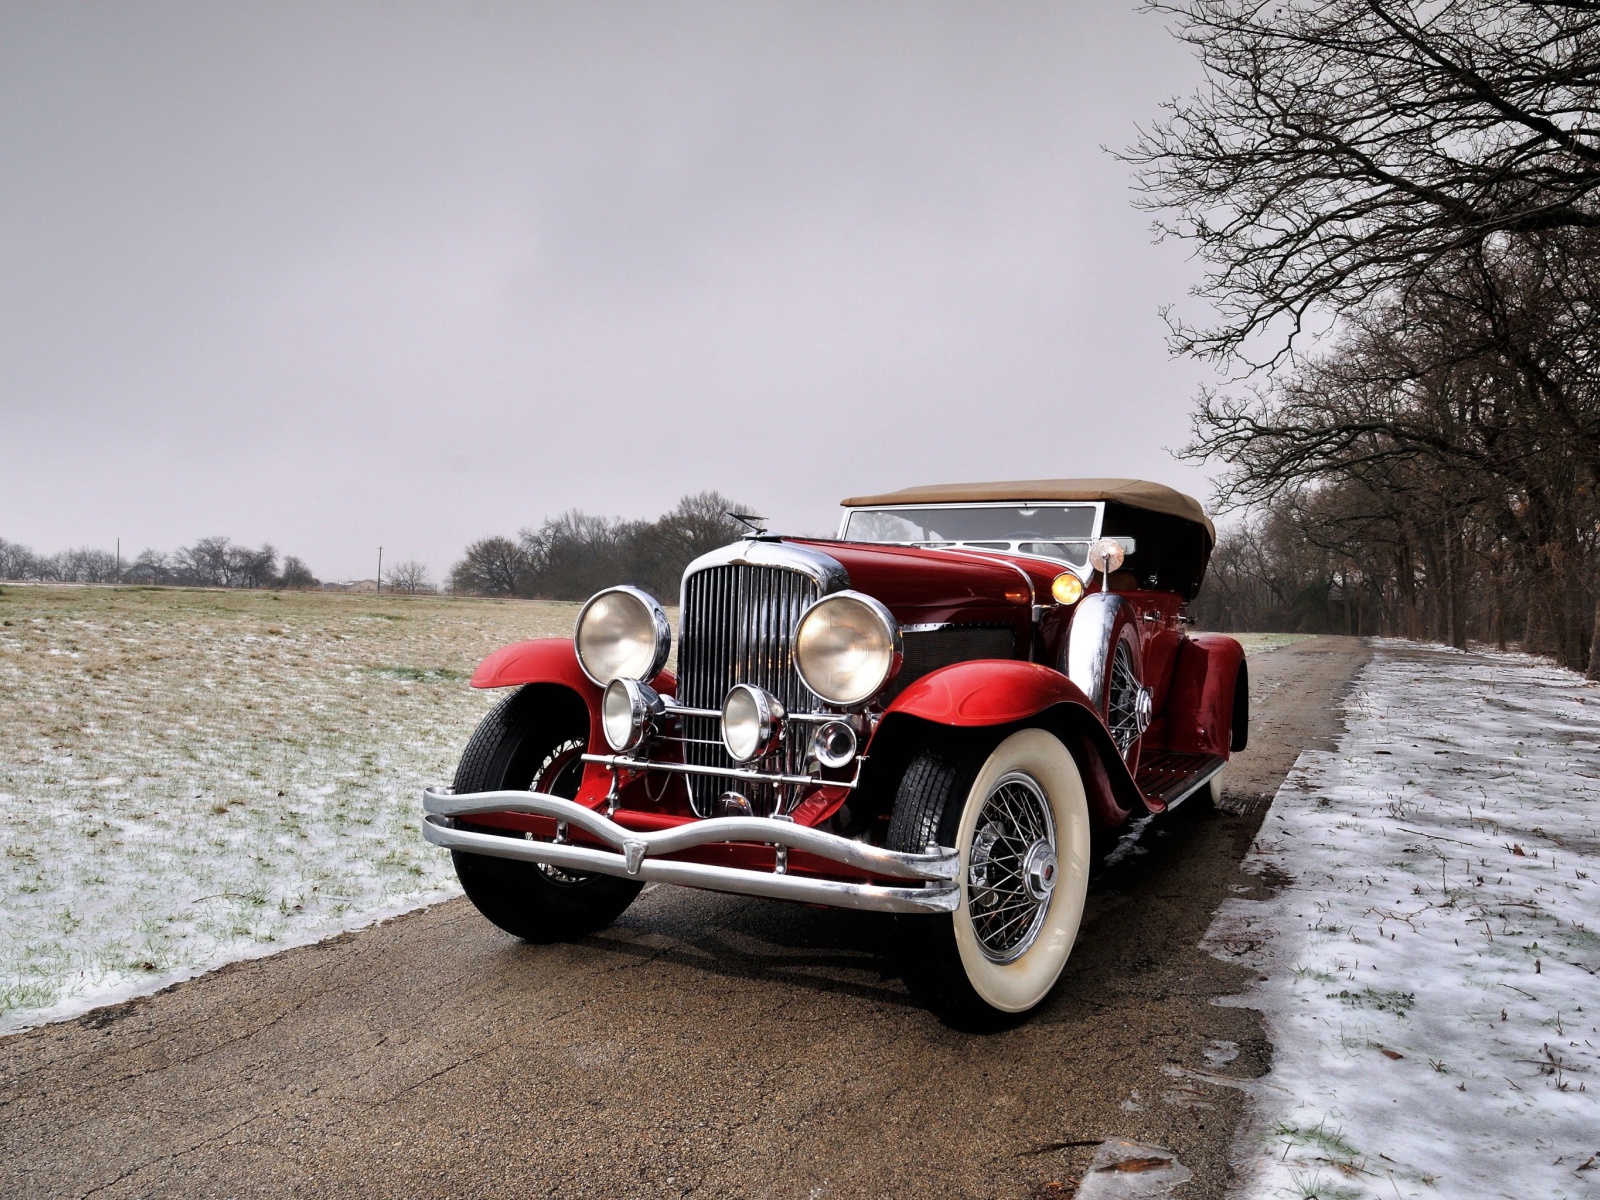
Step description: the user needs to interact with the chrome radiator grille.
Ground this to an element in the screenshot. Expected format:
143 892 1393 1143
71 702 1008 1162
678 564 821 815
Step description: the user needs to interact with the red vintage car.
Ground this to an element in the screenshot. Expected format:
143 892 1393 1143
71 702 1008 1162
423 478 1247 1027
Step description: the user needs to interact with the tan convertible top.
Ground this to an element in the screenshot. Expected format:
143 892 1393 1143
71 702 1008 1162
840 477 1215 543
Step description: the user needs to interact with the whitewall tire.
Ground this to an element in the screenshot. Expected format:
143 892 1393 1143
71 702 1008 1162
887 727 1091 1028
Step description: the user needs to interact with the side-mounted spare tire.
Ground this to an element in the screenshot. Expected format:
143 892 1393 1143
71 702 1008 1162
450 685 642 942
886 728 1091 1030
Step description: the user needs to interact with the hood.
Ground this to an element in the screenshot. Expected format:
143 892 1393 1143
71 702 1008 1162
783 538 1055 627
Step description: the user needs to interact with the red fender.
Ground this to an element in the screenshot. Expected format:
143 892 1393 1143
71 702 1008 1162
470 637 597 692
880 659 1149 828
885 658 1094 725
466 638 677 805
469 637 676 698
1163 635 1246 756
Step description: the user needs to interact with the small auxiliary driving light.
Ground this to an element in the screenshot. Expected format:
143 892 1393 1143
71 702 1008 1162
1050 573 1085 606
721 684 786 763
601 677 664 753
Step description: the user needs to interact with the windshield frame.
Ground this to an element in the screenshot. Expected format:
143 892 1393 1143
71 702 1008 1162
835 500 1106 576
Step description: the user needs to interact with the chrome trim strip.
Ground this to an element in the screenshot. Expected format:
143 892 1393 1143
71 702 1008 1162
680 539 849 595
1162 758 1226 810
666 701 840 726
580 752 858 790
424 786 954 880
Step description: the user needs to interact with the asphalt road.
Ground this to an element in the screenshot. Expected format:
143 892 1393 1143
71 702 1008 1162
0 636 1370 1200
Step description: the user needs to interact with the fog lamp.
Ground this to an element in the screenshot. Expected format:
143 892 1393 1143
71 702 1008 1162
721 684 786 763
602 677 664 753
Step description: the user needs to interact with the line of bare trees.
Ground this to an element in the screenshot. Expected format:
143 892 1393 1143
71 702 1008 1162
1133 1 1600 676
449 491 755 601
0 536 319 590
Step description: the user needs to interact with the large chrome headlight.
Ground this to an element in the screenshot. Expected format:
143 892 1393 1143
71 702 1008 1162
574 586 671 685
793 591 902 707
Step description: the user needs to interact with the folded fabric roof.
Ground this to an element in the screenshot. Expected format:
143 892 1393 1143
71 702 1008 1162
839 477 1215 544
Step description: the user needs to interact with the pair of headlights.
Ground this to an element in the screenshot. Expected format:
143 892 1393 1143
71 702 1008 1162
574 585 902 708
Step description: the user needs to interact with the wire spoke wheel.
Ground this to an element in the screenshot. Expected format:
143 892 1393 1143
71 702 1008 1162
887 729 1091 1027
450 686 642 942
529 737 590 886
965 771 1057 964
1105 638 1150 761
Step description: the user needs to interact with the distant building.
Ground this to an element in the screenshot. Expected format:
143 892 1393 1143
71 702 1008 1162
320 579 380 593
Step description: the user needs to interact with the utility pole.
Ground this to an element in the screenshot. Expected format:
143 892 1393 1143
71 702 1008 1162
376 546 382 594
115 538 120 582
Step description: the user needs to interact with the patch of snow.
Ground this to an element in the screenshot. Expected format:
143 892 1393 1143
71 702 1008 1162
1073 1139 1192 1199
1208 641 1600 1199
0 587 581 1034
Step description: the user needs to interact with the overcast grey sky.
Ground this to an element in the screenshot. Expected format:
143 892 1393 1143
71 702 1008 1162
2 2 1214 582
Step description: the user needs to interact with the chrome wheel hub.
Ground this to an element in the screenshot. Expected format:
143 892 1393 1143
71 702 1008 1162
1022 840 1057 902
965 770 1057 964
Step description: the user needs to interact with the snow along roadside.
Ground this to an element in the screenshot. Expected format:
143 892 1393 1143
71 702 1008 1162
1205 640 1600 1200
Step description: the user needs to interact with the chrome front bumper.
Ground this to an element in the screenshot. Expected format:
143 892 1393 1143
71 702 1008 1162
421 787 960 914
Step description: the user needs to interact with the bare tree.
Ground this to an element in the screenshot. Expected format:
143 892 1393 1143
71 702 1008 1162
449 537 528 596
124 550 175 585
1133 1 1600 671
56 548 121 583
1128 0 1600 367
0 538 40 580
279 556 318 590
227 543 278 589
455 492 756 601
175 536 232 587
384 560 432 593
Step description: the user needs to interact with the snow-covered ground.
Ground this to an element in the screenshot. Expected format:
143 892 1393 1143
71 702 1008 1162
0 584 580 1034
1208 641 1600 1200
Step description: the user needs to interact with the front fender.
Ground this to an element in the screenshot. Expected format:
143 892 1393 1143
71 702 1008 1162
467 638 677 803
469 637 676 697
879 659 1148 828
884 658 1095 725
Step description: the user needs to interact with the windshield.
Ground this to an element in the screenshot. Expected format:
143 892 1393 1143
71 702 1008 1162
841 503 1100 568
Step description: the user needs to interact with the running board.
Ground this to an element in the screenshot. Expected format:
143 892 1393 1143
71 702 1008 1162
1134 752 1226 810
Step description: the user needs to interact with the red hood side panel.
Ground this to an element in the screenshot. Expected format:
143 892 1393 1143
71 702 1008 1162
785 539 1037 628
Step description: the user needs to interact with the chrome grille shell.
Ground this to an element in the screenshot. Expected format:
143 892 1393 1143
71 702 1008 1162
676 542 848 815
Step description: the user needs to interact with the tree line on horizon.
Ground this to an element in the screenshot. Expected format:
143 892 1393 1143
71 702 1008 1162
448 491 754 601
0 536 320 591
1133 1 1600 677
